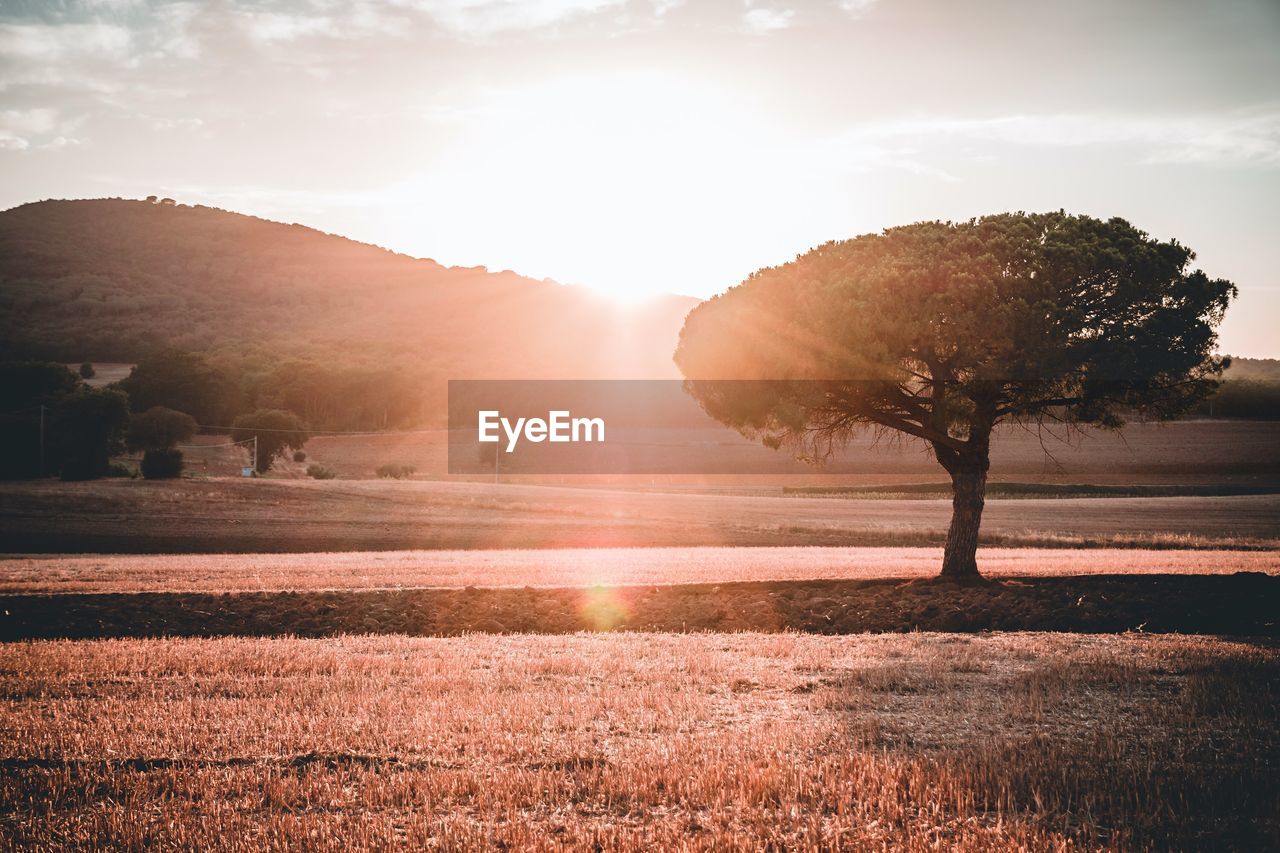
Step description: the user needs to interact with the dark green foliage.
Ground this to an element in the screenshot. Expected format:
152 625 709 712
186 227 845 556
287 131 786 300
676 212 1236 577
128 406 197 451
79 362 95 379
140 448 184 479
0 361 85 479
0 361 80 412
376 463 416 479
117 350 243 426
247 360 423 432
292 450 307 462
231 409 308 473
306 463 336 480
50 388 131 481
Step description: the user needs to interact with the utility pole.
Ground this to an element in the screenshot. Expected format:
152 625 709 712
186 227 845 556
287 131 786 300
38 404 45 478
252 435 259 476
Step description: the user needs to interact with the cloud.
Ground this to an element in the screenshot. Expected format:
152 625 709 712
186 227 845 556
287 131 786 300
390 0 628 38
836 0 879 18
855 110 1280 167
743 7 795 32
0 21 133 63
0 108 70 150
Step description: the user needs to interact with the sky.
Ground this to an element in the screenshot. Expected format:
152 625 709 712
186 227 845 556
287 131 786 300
0 0 1278 356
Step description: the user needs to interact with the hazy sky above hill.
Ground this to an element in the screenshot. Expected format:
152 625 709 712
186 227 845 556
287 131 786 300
0 0 1277 356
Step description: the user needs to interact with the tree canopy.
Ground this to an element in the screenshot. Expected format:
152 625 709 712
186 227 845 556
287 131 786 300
128 406 198 452
231 409 309 473
676 212 1236 578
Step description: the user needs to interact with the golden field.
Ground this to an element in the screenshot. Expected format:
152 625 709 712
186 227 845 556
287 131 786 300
1 632 1275 850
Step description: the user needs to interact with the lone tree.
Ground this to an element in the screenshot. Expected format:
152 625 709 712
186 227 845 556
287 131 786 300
675 212 1235 579
230 409 308 473
128 406 198 479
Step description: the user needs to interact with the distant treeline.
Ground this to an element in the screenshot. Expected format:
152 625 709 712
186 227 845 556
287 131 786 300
115 350 428 431
1189 378 1280 420
0 353 426 480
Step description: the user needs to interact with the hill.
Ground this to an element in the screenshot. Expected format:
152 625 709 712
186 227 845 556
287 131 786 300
0 198 696 382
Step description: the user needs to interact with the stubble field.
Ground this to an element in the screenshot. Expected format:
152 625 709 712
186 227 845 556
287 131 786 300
2 632 1276 850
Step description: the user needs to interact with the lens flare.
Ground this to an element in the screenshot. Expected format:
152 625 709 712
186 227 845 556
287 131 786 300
578 585 630 631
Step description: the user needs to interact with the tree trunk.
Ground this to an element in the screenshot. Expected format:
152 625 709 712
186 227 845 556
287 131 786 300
941 460 988 580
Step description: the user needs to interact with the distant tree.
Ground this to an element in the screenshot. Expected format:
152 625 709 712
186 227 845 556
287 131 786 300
676 212 1236 579
0 362 81 412
118 350 243 426
376 463 416 479
50 387 131 480
231 409 308 473
128 406 198 479
79 362 95 379
128 406 197 451
0 362 83 479
292 450 307 462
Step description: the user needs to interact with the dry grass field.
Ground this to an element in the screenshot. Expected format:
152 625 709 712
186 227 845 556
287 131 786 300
4 546 1277 594
296 420 1280 484
1 632 1275 850
3 477 1278 553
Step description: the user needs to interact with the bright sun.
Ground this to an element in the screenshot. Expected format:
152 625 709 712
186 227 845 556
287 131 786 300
392 72 811 302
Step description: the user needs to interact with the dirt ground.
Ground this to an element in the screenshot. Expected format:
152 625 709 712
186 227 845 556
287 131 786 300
4 572 1275 640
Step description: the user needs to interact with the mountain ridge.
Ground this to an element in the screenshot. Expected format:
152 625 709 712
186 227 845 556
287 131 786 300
0 198 698 383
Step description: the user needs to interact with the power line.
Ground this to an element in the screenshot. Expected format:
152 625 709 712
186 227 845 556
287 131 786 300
177 438 257 449
195 423 440 436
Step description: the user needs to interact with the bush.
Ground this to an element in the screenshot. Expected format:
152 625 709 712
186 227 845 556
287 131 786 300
307 463 336 480
376 463 416 479
140 448 184 479
293 450 307 462
104 462 135 478
79 362 95 379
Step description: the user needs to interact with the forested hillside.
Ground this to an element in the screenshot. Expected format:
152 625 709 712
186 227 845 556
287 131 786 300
0 198 694 382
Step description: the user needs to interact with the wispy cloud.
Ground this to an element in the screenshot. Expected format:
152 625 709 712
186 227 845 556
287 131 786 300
0 21 132 63
389 0 629 38
836 0 879 19
743 7 795 33
851 110 1280 168
0 107 82 150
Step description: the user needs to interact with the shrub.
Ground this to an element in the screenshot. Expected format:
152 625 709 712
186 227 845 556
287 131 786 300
79 362 95 379
140 448 184 479
293 450 307 463
104 462 135 478
307 463 336 480
376 463 416 479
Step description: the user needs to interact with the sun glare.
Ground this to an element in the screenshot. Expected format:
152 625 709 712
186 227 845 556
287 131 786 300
396 73 794 301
